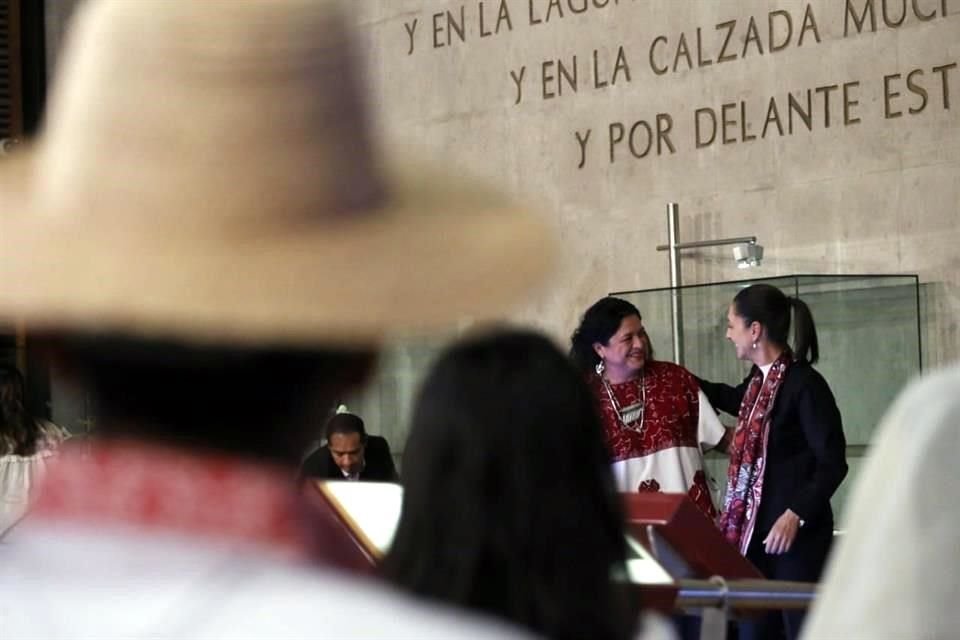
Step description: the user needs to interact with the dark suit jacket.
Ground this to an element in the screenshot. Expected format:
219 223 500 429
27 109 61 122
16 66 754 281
698 361 848 537
301 435 399 482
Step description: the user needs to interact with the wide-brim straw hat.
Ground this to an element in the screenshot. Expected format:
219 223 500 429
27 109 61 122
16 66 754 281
0 0 553 348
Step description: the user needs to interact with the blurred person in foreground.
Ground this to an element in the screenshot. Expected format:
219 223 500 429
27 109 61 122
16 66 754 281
383 329 676 640
803 363 960 640
0 364 67 538
570 297 728 520
0 1 550 637
301 411 399 482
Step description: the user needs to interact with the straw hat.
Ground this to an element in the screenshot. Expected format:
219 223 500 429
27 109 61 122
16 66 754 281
0 0 552 347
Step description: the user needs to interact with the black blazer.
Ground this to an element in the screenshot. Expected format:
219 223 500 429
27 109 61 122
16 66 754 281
301 435 399 482
698 361 848 536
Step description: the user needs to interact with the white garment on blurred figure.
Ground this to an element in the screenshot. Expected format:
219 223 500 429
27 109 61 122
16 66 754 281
0 444 533 640
0 442 678 640
0 421 66 538
803 364 960 640
1 522 536 640
1 522 679 640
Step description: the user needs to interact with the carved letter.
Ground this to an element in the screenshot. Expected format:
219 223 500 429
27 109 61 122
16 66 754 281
815 84 839 127
609 122 625 163
761 97 785 138
480 2 492 37
696 28 713 67
612 46 632 85
542 60 556 100
656 114 676 154
717 20 738 63
882 0 907 27
528 0 542 25
673 32 693 72
843 81 862 123
432 12 444 48
844 0 877 36
798 4 821 45
511 66 526 105
742 16 764 58
649 36 669 75
404 18 418 55
545 0 564 22
575 128 592 169
768 10 793 53
883 73 903 118
695 108 717 148
912 0 937 20
932 62 957 109
496 0 513 32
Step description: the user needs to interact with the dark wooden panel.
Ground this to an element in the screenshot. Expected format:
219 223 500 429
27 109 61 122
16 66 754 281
0 0 23 139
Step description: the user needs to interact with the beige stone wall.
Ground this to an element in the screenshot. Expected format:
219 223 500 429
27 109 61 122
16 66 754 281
355 0 960 368
38 2 958 468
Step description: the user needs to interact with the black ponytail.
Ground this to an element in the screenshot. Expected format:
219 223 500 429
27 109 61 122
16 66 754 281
789 296 819 364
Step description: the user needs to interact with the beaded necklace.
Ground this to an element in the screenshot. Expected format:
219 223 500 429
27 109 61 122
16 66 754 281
599 371 645 433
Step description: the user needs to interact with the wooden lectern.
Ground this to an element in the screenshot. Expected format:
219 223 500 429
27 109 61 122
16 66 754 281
622 492 762 581
303 481 764 614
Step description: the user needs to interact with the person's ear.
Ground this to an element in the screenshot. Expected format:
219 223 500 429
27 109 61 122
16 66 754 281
592 342 605 359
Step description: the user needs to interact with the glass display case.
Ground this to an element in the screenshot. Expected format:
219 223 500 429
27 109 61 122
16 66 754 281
611 274 923 522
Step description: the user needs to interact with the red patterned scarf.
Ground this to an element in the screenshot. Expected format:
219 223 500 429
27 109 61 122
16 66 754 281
718 352 791 554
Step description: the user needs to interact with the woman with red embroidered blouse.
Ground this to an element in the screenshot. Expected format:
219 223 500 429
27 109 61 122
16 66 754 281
570 297 728 519
696 284 847 640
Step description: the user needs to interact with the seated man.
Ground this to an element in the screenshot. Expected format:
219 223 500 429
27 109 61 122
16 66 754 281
302 413 399 482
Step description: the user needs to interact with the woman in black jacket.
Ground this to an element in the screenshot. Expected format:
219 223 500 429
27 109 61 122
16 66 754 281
697 284 847 640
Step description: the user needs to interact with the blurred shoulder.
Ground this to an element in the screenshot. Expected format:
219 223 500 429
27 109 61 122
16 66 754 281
200 563 535 639
366 434 391 450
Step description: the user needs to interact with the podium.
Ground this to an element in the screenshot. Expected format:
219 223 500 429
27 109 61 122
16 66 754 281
303 481 773 609
302 482 815 640
623 492 762 581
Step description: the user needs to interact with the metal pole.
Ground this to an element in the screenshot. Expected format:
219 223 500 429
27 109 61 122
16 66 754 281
655 236 757 251
674 578 817 611
666 203 684 365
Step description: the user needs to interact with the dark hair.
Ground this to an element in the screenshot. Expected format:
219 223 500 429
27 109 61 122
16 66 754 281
324 412 366 442
383 329 634 640
0 365 43 456
732 284 820 364
55 333 376 465
570 297 643 374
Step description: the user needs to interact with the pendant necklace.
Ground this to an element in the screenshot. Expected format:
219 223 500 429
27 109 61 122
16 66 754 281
600 371 645 433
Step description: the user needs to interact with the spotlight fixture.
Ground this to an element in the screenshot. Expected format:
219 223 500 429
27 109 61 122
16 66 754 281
655 202 766 364
733 243 764 269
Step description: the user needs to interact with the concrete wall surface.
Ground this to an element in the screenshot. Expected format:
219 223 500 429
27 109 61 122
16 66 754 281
354 0 960 370
38 2 958 488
